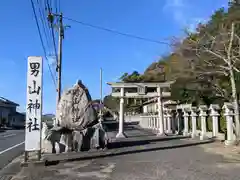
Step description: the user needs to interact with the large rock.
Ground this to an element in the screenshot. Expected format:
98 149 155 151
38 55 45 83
41 80 109 154
55 80 98 130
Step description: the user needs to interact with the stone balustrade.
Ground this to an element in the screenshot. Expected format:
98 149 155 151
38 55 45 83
140 103 237 146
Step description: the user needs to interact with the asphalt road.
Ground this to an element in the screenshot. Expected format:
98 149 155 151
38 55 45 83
10 139 240 180
0 129 25 170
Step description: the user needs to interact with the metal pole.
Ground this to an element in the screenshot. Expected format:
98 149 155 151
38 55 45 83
99 68 103 123
100 68 103 104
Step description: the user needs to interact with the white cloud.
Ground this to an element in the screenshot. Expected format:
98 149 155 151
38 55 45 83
163 0 185 9
163 0 187 25
163 0 207 32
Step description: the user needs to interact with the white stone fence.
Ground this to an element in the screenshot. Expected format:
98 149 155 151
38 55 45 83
140 103 238 146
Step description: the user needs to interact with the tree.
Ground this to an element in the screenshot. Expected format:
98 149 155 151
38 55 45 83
103 95 120 112
175 6 240 141
116 3 240 119
119 71 143 82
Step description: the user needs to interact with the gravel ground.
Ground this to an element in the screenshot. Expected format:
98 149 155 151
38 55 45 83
11 139 240 180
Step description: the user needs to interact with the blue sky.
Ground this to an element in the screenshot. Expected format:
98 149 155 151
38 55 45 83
0 0 228 114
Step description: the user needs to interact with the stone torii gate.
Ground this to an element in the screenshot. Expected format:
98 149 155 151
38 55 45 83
107 81 175 138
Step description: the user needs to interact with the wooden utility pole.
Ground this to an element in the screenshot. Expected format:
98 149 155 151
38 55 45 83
56 13 64 105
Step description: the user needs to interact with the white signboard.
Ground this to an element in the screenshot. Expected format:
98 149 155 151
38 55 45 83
25 56 43 151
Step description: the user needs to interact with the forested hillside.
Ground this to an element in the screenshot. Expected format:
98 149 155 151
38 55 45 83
104 1 240 110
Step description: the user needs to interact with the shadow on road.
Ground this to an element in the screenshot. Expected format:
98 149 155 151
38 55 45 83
107 135 190 149
0 129 5 133
44 139 214 166
103 121 139 132
42 120 214 166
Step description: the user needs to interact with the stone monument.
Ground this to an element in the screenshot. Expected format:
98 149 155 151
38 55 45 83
41 80 109 154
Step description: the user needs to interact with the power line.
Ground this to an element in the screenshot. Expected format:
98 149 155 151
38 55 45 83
47 0 52 11
54 0 60 14
50 24 58 62
58 0 61 13
30 0 57 88
39 0 58 78
63 16 170 45
45 0 58 63
37 0 52 52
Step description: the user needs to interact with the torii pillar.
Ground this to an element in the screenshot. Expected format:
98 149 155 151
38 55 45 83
116 87 127 138
157 87 164 136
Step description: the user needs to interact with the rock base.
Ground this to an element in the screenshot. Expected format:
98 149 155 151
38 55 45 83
41 122 109 154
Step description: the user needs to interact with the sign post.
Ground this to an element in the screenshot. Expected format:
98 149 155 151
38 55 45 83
25 56 43 162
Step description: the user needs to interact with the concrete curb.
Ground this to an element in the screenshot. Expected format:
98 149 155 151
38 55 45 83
42 138 214 165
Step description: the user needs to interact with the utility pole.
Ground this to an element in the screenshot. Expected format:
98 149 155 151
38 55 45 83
56 13 64 105
47 12 66 126
99 68 103 123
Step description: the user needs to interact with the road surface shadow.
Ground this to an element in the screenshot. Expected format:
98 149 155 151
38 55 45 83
107 135 190 149
103 121 139 131
0 129 5 133
44 139 214 166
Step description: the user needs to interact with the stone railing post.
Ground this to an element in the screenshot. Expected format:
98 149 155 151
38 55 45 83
148 113 151 129
149 113 153 129
151 113 155 130
183 108 190 136
199 105 208 140
190 107 198 138
155 114 158 130
153 113 156 130
154 114 158 131
150 114 153 129
170 110 176 133
175 109 182 135
209 104 220 138
223 103 236 145
166 109 172 134
163 109 167 132
155 113 159 131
